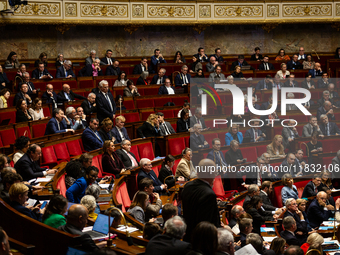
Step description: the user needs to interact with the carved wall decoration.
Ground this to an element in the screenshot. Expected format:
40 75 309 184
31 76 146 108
267 5 279 17
336 4 340 16
215 5 263 17
65 2 77 17
55 24 74 34
192 24 210 34
14 2 60 16
124 25 142 34
262 23 278 33
199 5 211 18
132 4 143 18
80 4 128 17
147 5 195 18
283 4 331 17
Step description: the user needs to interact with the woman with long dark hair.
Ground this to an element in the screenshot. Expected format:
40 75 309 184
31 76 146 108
174 51 186 64
42 195 68 228
101 140 126 178
189 221 218 255
114 71 129 87
158 155 177 188
5 51 20 68
15 99 32 123
190 55 202 73
127 191 149 224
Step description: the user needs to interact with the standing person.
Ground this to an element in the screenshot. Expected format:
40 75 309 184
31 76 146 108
95 80 116 123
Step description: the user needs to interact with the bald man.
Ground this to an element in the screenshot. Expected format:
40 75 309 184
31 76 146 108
58 84 86 102
0 227 11 255
307 191 334 228
58 204 105 251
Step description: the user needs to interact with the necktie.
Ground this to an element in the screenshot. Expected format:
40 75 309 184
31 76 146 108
65 70 68 78
40 72 43 77
315 187 318 193
108 58 112 65
185 121 188 131
105 93 113 112
127 152 138 166
28 83 32 91
163 123 171 135
72 119 75 125
266 63 268 70
254 130 258 140
94 130 102 142
326 124 329 136
57 121 60 130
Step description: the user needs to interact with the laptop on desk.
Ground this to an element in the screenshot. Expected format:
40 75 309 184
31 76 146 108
83 214 114 240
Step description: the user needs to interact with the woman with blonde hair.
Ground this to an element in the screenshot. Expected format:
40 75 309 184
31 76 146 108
98 117 114 142
266 135 285 159
225 125 243 146
276 63 290 79
101 140 126 178
296 198 315 234
281 174 299 204
0 89 10 108
301 233 324 255
137 113 161 138
80 195 98 220
55 53 64 68
34 52 48 67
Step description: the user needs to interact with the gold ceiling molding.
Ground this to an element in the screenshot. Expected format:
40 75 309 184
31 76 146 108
283 4 332 17
80 3 128 17
199 5 211 18
14 2 60 16
132 4 144 18
147 5 195 18
215 5 263 17
267 4 279 17
65 2 77 17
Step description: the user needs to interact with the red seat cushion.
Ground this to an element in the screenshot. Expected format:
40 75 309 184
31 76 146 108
256 145 268 157
122 113 140 123
273 185 284 208
92 156 102 178
66 140 83 156
57 173 67 197
0 129 16 146
130 145 140 162
124 100 135 110
32 123 47 138
239 147 257 163
53 143 70 162
41 146 58 166
171 97 189 106
152 166 160 177
16 126 32 139
136 99 154 108
138 143 155 160
184 136 189 147
213 175 225 199
43 107 51 117
322 140 339 153
0 111 16 124
203 133 218 146
161 110 175 119
116 182 131 212
141 111 154 121
168 137 185 156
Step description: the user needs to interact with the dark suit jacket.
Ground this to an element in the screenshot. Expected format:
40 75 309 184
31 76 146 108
246 207 273 234
116 149 139 169
18 81 36 95
308 69 323 78
58 90 86 102
279 159 301 178
151 75 168 85
81 127 104 152
287 60 302 70
283 80 299 88
0 73 9 88
100 57 115 65
158 165 175 189
111 126 131 143
150 55 167 74
78 65 103 77
32 68 52 79
317 98 334 108
41 91 59 107
101 152 124 178
81 99 97 115
56 66 75 78
145 234 191 255
44 118 71 135
282 127 299 149
320 122 340 136
16 109 32 123
244 128 265 143
256 80 273 90
14 153 46 181
260 191 276 211
10 200 41 221
258 62 274 70
158 121 175 136
137 170 163 193
317 79 329 88
280 230 302 246
181 179 221 241
189 116 206 129
176 118 189 133
307 198 332 228
96 92 116 123
158 85 175 95
13 92 31 106
133 64 148 75
317 106 335 121
136 77 148 85
302 181 318 198
190 133 209 151
174 73 191 87
230 60 254 71
206 150 228 167
301 80 315 89
283 210 308 236
97 128 114 143
105 65 121 76
137 122 161 138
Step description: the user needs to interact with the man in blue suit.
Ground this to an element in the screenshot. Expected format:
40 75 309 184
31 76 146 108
44 108 74 135
95 80 116 123
111 115 130 144
308 62 323 78
56 60 76 78
319 114 340 136
287 54 302 70
32 62 53 79
175 65 191 93
137 158 167 194
158 78 175 95
41 84 61 111
307 191 333 228
256 75 273 90
244 120 266 143
150 49 167 74
151 68 168 85
82 118 104 152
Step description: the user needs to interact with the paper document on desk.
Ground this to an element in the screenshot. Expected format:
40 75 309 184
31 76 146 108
263 236 277 242
36 176 53 182
98 184 111 189
27 198 37 207
235 244 259 255
116 226 139 233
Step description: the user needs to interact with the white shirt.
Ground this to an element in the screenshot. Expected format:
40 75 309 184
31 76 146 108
122 149 137 167
166 86 175 95
107 57 112 65
116 126 125 141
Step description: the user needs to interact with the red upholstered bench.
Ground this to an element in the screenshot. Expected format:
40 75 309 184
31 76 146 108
168 137 185 155
256 145 268 157
65 140 83 156
53 143 70 163
57 173 67 197
138 142 155 160
116 182 131 212
136 99 154 108
32 123 47 138
16 125 32 139
239 147 257 163
41 146 58 168
0 129 16 146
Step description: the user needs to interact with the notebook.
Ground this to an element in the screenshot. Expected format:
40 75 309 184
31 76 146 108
83 214 114 240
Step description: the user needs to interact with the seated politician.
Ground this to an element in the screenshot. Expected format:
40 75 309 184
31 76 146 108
97 117 115 143
116 140 139 169
137 158 167 194
79 59 103 77
175 65 191 90
225 125 243 146
14 144 57 181
56 60 75 78
123 81 141 97
101 140 126 178
151 68 168 85
190 124 209 151
81 92 97 115
81 118 104 152
307 191 334 228
177 109 191 133
225 140 244 166
9 183 45 221
281 174 299 205
65 106 87 131
44 108 74 135
158 155 184 189
158 78 175 95
112 115 130 143
41 84 60 110
302 174 322 198
175 148 197 181
106 60 121 76
244 120 266 143
32 62 53 79
317 101 335 121
280 216 303 246
319 114 340 136
58 84 86 102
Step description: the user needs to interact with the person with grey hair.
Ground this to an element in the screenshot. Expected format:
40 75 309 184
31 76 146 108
145 216 191 254
65 106 87 130
115 139 139 169
242 184 260 209
58 83 86 102
85 49 99 65
44 107 74 135
20 71 37 95
85 184 101 214
328 83 339 99
56 60 75 78
96 80 116 123
189 107 208 130
286 93 298 111
137 158 167 194
318 90 334 107
317 100 335 121
158 78 175 95
319 114 339 135
151 68 168 85
80 58 103 77
175 65 191 91
284 246 304 255
332 150 340 174
282 119 299 149
175 148 197 181
80 195 97 220
206 56 218 72
229 205 245 229
225 140 244 166
190 123 209 151
216 228 234 255
81 92 97 115
246 233 263 254
137 71 150 85
307 191 333 228
280 216 303 245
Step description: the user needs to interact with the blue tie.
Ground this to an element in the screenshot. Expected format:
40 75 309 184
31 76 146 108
65 70 68 78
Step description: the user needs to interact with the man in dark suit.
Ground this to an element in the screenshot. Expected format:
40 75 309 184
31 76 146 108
228 205 245 229
260 181 282 213
58 204 105 251
280 216 303 245
31 62 53 79
261 95 273 110
116 140 139 169
317 90 335 107
283 198 308 243
319 114 340 136
280 153 301 178
13 83 32 106
100 49 115 65
111 115 130 143
58 84 86 102
302 174 322 198
283 74 299 87
190 124 209 151
317 73 329 88
244 120 266 142
44 108 74 135
194 47 209 62
81 118 104 151
308 62 323 78
137 158 166 194
181 159 221 241
19 72 36 94
133 57 149 74
307 191 334 228
41 84 60 110
328 83 339 99
230 55 254 71
207 138 228 169
242 184 260 209
105 60 121 76
258 56 274 70
287 54 302 70
152 68 168 85
297 47 307 60
145 216 191 255
158 78 175 95
95 80 116 123
56 60 75 78
256 75 273 90
189 107 207 130
175 65 191 89
150 49 167 74
238 219 253 247
81 92 97 115
317 101 336 121
282 120 299 150
14 144 57 181
302 116 323 137
156 112 175 136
